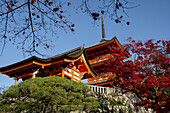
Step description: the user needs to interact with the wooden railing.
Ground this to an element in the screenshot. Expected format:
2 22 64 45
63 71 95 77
88 73 116 83
64 69 81 82
89 54 111 64
50 68 81 82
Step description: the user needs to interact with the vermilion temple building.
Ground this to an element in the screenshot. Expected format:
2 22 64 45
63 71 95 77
0 17 130 87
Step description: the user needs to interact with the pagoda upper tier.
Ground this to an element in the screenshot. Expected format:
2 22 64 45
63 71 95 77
85 36 130 86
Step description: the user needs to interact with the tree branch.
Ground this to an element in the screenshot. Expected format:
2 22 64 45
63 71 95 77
0 2 28 16
0 13 8 56
27 0 35 51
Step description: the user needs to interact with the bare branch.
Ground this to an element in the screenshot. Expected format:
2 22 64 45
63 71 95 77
27 0 35 51
0 2 28 16
0 12 8 56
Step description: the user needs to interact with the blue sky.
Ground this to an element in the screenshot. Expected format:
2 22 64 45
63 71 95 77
0 0 170 90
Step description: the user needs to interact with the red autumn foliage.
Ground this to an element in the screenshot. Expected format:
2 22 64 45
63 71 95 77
107 39 170 112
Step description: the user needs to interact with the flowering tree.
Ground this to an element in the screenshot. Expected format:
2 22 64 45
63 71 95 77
108 39 170 112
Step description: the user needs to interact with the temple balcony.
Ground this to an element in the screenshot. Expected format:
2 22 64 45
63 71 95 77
89 54 112 64
49 67 82 82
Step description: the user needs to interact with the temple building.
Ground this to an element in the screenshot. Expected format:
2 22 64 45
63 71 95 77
0 17 130 87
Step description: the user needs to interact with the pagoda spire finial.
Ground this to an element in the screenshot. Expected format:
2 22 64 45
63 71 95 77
100 16 106 42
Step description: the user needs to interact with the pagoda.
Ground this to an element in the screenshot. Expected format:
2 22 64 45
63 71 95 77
85 16 130 86
0 17 130 86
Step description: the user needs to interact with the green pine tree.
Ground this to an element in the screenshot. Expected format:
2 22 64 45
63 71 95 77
0 76 98 112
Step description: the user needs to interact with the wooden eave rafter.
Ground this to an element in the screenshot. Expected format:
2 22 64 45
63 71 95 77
0 56 50 75
87 48 109 59
0 62 35 75
0 61 54 76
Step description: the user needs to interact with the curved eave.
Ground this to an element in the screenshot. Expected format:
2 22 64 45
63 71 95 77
85 36 131 58
51 45 85 60
81 51 98 79
86 36 118 51
0 62 36 76
0 46 85 76
0 59 65 76
113 36 131 58
0 56 48 75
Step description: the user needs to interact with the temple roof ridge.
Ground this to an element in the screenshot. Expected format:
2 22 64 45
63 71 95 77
50 45 84 59
85 36 117 49
0 45 85 72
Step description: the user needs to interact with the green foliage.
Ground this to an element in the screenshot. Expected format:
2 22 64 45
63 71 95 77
110 101 125 106
0 76 98 112
83 97 99 112
2 85 19 98
0 102 11 112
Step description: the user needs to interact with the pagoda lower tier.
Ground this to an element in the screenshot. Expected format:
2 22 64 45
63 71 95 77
0 46 98 85
88 73 116 86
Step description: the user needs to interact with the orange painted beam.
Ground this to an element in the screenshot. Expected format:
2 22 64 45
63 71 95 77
88 73 116 83
54 73 62 76
0 62 33 74
64 57 80 62
33 61 51 68
50 69 62 76
17 73 33 80
62 69 64 78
